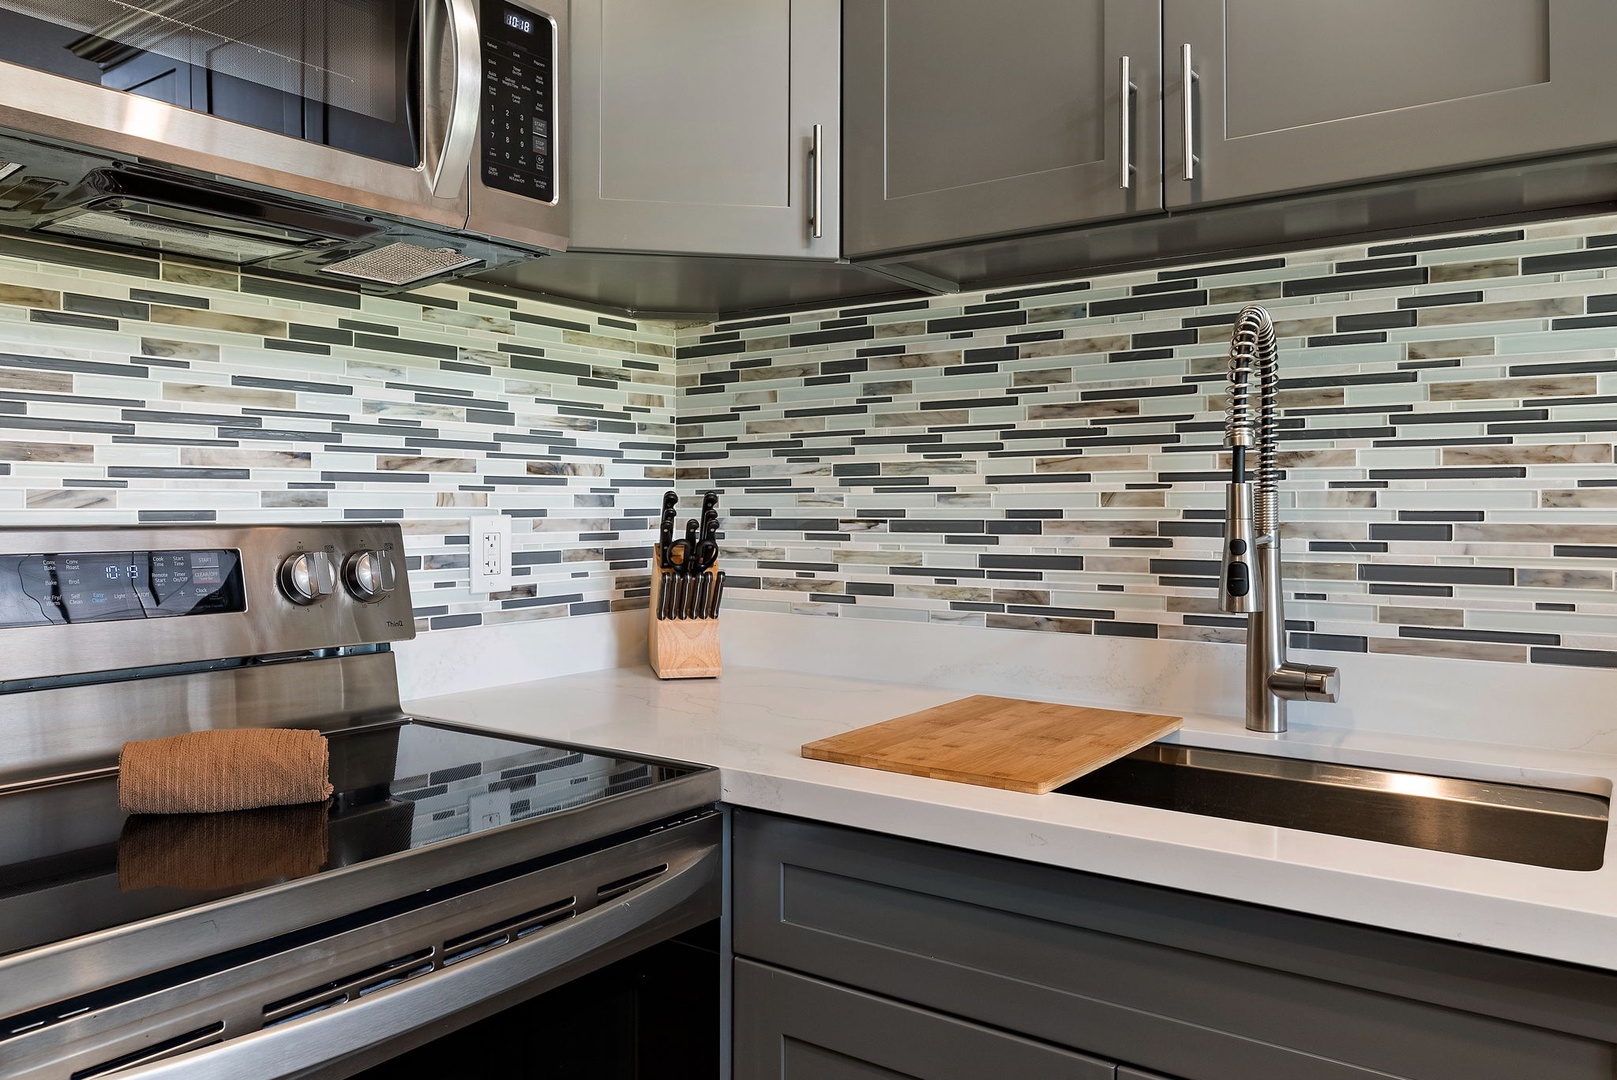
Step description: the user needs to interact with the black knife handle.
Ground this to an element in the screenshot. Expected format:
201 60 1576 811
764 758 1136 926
694 572 709 620
708 570 725 619
658 509 677 569
682 520 699 571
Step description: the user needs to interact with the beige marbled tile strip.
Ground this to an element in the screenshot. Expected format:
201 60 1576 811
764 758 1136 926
262 491 328 508
0 440 92 462
1541 490 1617 508
150 305 287 336
1369 638 1527 663
1429 258 1519 282
1444 444 1612 465
26 489 113 509
873 410 970 428
1405 337 1496 359
0 285 59 309
1021 335 1129 357
161 262 238 290
987 613 1094 634
1028 400 1139 420
180 448 311 468
1430 375 1596 400
1102 490 1167 507
1417 296 1580 324
162 383 296 408
377 455 475 473
139 337 220 360
1036 454 1151 473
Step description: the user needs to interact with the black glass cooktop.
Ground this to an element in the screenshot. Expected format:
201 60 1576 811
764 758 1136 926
0 721 696 961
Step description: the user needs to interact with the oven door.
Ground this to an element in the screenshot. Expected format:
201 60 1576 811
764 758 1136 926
7 813 721 1080
0 0 475 229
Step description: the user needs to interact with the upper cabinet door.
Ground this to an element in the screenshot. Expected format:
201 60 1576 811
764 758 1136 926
842 0 1162 259
1165 0 1617 208
568 0 839 259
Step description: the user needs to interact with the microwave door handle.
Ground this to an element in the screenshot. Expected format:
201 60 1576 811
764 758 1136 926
429 0 481 199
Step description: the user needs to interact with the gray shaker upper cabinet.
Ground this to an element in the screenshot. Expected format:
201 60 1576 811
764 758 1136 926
1164 0 1617 209
841 0 1163 258
567 0 840 259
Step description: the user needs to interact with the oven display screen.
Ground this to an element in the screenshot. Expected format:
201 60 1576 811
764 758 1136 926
504 8 533 32
0 549 245 627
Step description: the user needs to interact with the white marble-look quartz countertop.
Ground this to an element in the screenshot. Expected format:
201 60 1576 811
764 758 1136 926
405 665 1617 971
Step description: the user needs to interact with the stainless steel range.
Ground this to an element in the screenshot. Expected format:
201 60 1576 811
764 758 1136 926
0 523 721 1080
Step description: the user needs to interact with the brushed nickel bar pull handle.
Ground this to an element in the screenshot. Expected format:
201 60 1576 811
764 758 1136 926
810 123 824 238
430 0 481 199
1119 55 1135 190
1181 43 1198 182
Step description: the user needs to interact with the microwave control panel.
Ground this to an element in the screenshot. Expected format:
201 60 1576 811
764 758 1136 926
481 0 555 203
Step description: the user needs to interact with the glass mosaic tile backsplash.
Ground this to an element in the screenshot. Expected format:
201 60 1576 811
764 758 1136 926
0 233 676 633
9 211 1617 673
675 212 1617 671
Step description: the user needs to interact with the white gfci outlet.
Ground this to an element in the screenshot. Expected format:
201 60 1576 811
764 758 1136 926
469 514 513 593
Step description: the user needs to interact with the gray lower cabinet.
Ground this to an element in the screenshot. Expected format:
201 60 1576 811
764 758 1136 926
1165 0 1617 208
734 960 1114 1078
732 810 1617 1080
842 0 1162 257
568 0 839 259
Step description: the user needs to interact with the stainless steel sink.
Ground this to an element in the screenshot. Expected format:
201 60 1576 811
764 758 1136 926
1057 744 1609 871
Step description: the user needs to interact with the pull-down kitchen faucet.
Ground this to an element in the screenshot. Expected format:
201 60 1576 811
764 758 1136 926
1219 305 1339 733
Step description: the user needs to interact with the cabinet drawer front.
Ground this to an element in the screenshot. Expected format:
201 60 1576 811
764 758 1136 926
734 812 1617 1080
734 959 1114 1080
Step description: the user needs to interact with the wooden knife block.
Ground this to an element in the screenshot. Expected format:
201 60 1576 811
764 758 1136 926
648 544 722 679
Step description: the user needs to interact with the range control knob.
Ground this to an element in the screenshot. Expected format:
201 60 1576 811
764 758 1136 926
279 550 336 606
342 550 398 604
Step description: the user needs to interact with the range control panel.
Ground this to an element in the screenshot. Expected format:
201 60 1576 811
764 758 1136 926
0 523 414 682
0 549 245 628
480 0 555 203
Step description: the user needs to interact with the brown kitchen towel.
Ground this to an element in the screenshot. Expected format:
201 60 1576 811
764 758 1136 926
117 804 329 892
118 727 334 814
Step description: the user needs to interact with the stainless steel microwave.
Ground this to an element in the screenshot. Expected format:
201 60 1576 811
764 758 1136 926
0 0 566 289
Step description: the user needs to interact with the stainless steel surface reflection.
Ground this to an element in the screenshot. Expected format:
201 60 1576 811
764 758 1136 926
1058 744 1609 871
0 523 721 1080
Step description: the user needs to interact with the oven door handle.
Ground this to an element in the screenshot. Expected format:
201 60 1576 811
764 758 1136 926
117 840 720 1080
427 0 481 199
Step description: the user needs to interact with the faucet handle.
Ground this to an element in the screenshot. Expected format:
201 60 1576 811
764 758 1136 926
1220 481 1264 614
1271 663 1339 704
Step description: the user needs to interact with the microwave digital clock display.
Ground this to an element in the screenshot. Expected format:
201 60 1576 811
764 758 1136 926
503 9 533 33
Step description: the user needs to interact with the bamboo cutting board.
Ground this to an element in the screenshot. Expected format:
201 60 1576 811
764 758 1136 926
801 695 1182 795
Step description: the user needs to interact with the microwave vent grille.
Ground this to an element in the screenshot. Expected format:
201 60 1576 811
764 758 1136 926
319 243 482 287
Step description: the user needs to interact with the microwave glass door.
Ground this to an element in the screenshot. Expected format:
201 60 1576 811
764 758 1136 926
0 0 419 166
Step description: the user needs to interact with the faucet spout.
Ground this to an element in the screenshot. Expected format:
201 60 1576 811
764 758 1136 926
1218 306 1339 732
